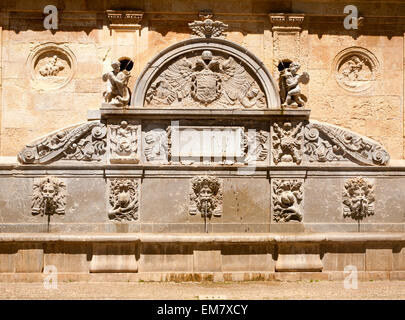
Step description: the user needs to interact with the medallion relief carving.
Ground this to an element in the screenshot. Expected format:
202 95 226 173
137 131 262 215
272 121 303 165
18 121 107 164
272 179 303 223
189 176 223 218
343 177 375 220
32 177 66 216
28 43 76 91
108 179 140 221
334 47 379 92
145 50 266 109
109 121 139 163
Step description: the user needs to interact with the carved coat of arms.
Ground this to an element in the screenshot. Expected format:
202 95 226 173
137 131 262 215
145 50 265 109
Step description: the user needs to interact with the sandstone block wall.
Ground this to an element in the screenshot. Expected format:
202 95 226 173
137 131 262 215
0 0 404 159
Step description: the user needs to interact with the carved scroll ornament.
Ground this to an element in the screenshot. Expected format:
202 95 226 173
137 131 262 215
18 121 107 164
304 120 389 166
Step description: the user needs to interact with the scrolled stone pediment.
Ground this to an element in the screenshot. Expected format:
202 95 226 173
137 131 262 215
304 120 389 166
18 121 107 164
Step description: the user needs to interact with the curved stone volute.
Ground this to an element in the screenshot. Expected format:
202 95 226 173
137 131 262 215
131 37 281 108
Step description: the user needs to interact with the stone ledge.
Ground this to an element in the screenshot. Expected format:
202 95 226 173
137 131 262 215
2 271 405 283
98 107 311 120
0 232 404 243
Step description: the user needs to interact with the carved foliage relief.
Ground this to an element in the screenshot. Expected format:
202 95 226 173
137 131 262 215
145 50 266 109
342 177 375 220
304 121 389 166
189 176 223 218
272 121 303 165
109 121 139 163
272 179 303 223
18 121 107 164
108 179 140 222
32 176 66 216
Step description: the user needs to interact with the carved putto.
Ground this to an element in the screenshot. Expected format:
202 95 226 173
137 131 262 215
103 61 131 107
32 177 66 216
18 121 107 164
188 18 228 38
144 129 169 162
189 176 223 218
272 121 303 165
145 50 266 109
343 177 375 220
272 179 303 222
39 55 65 77
279 61 309 108
110 121 139 163
304 120 389 166
108 179 139 221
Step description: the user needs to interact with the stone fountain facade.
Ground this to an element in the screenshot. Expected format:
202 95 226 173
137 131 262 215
1 1 405 281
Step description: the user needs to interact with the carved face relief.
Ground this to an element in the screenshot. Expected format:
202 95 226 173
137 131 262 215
272 121 303 165
32 177 66 216
272 179 303 223
145 51 266 109
189 176 223 218
334 47 379 92
108 179 139 221
343 177 375 220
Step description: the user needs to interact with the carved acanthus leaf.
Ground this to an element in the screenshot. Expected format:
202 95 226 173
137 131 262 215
304 120 390 166
18 121 107 164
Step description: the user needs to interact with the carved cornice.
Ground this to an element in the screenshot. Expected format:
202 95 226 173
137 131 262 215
269 13 305 31
106 10 143 30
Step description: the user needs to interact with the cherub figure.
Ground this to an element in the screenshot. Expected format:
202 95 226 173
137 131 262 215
39 55 65 77
102 61 131 107
279 62 309 108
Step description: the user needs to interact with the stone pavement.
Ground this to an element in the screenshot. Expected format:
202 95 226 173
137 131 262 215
0 280 404 300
